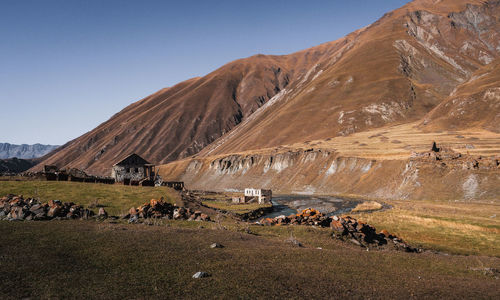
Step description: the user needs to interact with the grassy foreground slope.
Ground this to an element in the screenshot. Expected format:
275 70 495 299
1 221 499 299
0 180 499 298
0 181 179 215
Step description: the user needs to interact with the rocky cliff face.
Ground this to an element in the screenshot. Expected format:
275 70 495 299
160 147 499 201
0 143 58 159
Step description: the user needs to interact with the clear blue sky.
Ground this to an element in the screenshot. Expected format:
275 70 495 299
0 0 410 145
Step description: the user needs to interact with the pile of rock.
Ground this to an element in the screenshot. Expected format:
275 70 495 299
0 195 213 224
260 208 330 227
260 208 420 252
125 199 211 222
330 215 420 252
0 194 95 221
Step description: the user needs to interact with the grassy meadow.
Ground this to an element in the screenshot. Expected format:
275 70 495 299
356 199 500 257
1 220 499 299
0 180 499 298
0 180 180 215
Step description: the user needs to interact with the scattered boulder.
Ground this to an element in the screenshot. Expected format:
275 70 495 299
192 271 210 279
285 237 303 248
210 243 224 249
98 207 108 218
469 267 500 278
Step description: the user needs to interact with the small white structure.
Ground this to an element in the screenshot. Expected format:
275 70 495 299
244 188 272 204
232 196 246 204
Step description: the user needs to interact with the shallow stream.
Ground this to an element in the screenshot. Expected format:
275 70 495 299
259 195 362 220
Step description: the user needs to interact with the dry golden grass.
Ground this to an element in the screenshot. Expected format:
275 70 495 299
356 199 500 256
286 122 500 160
159 122 500 179
351 201 383 212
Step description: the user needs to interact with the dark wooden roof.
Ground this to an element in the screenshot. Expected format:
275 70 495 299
113 153 151 166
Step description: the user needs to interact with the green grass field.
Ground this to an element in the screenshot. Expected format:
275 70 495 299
0 181 179 215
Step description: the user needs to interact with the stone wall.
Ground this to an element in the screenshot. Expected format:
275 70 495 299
112 165 147 182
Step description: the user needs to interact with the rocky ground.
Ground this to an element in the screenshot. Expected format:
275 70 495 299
126 198 211 223
0 194 95 221
0 193 418 253
0 194 210 223
260 208 421 252
410 142 500 170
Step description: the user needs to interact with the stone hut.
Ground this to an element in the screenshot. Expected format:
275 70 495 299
111 154 155 184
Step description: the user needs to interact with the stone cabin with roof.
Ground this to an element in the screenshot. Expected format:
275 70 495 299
111 153 155 184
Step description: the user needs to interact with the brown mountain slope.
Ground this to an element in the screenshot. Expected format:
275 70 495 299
422 58 500 132
35 0 500 178
155 0 500 201
33 39 351 175
199 0 500 157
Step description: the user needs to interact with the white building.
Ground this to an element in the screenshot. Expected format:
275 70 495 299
244 188 272 204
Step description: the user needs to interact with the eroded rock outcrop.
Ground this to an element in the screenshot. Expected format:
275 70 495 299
162 144 500 201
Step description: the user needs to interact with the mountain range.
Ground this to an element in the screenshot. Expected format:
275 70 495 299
0 143 59 159
31 0 500 200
